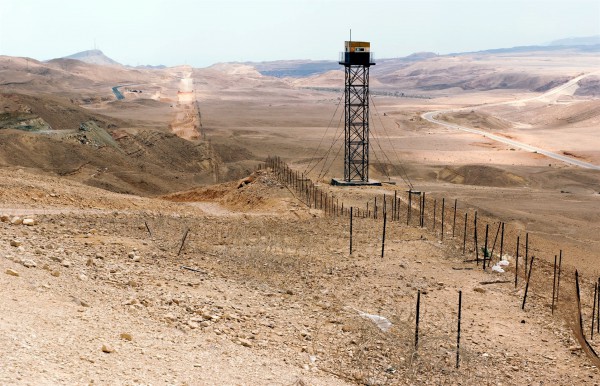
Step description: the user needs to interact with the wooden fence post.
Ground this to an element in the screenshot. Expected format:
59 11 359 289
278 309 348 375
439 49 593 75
441 198 445 240
552 255 557 314
463 212 467 255
522 256 535 310
415 289 421 350
483 224 489 269
421 192 426 228
500 222 504 259
433 198 437 233
407 190 412 225
374 196 378 220
381 211 387 258
456 290 462 369
453 199 457 238
556 250 562 310
592 282 597 339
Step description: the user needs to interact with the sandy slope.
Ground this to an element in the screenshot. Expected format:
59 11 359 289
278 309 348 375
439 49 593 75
1 168 598 384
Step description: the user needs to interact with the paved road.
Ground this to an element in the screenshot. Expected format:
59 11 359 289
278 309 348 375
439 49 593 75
421 73 600 170
111 86 124 100
111 83 147 100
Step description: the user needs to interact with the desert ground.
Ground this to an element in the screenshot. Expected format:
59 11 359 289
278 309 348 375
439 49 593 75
1 47 600 384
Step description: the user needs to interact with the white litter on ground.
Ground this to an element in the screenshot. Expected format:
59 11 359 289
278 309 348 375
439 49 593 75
357 311 392 332
491 264 505 273
498 259 510 266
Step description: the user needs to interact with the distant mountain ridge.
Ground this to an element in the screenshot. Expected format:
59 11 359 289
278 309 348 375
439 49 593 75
248 52 440 78
62 49 121 66
251 60 339 78
548 35 600 46
248 39 600 79
56 36 599 80
454 43 600 56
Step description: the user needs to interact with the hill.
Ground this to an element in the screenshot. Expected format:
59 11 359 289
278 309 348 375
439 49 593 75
0 35 600 385
62 49 122 66
549 35 600 46
247 52 437 79
247 45 598 94
251 60 339 78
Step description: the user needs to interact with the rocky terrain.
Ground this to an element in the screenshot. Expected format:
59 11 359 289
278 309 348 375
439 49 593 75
1 167 599 384
1 45 600 384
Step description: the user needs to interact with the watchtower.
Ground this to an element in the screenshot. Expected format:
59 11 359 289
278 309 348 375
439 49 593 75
332 40 379 186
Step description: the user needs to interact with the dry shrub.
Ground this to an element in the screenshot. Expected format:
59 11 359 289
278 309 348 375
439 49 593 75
311 302 482 385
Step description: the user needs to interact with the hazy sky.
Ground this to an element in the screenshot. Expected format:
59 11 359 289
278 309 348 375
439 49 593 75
0 0 598 67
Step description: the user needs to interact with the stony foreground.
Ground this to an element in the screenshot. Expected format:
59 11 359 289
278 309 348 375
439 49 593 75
0 168 598 385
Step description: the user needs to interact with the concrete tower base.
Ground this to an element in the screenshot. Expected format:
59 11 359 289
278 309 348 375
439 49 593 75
331 178 382 186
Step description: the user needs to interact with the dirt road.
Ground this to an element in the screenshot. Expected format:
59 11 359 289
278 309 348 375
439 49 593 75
422 72 600 170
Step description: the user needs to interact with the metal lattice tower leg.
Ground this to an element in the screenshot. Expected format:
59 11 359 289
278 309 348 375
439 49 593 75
332 40 377 186
344 65 370 182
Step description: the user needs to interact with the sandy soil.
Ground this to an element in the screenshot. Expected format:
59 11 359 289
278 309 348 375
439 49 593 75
1 48 600 384
1 167 599 385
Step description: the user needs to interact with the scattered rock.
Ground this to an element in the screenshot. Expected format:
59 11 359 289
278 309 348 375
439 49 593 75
10 239 23 247
120 333 133 341
51 270 60 277
200 321 210 328
21 259 37 268
61 260 72 268
5 269 20 277
10 216 23 225
101 344 115 353
164 313 177 322
239 338 252 347
50 255 64 263
72 298 90 307
22 218 35 226
473 287 486 293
